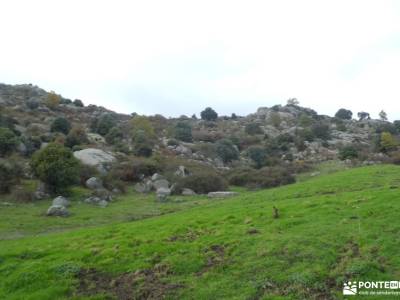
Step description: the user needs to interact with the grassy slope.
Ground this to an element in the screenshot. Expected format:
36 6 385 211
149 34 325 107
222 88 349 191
1 165 400 299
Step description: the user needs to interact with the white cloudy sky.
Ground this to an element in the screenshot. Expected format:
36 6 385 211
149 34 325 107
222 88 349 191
1 0 400 119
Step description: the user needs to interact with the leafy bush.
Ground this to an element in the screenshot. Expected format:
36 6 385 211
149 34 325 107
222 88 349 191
51 117 71 135
335 108 353 120
108 158 161 182
216 139 239 163
339 146 359 160
21 136 42 157
73 99 84 107
245 123 263 135
65 126 88 148
200 107 218 121
173 122 193 142
45 91 61 110
26 98 39 110
167 139 179 146
228 166 295 189
0 127 18 156
133 130 153 157
311 122 330 140
105 127 123 145
174 171 227 194
379 132 398 153
91 113 117 136
31 143 80 192
247 146 267 169
0 160 23 193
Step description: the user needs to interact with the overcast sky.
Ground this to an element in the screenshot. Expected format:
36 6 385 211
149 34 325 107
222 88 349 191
1 0 400 119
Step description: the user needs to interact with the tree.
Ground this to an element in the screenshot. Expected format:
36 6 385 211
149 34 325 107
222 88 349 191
216 139 239 163
200 107 218 121
45 91 61 110
335 108 353 120
174 122 193 142
357 112 370 121
380 132 398 153
287 98 299 106
394 120 400 132
247 146 267 169
31 143 80 192
245 123 263 135
0 127 18 156
131 115 156 139
379 110 388 121
132 129 153 157
51 117 71 135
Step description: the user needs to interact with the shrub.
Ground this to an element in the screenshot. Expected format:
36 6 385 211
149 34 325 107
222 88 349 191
21 136 42 157
380 132 398 153
311 122 330 140
173 122 193 142
228 166 295 189
335 108 353 120
45 91 61 110
31 143 81 192
108 159 160 182
0 160 23 193
247 146 267 169
216 139 239 163
357 112 370 121
51 117 71 135
105 127 124 145
167 139 179 146
91 113 117 136
78 165 99 186
73 99 84 107
65 126 88 148
245 123 263 135
200 107 218 121
26 98 39 110
375 123 397 135
0 127 18 156
339 146 359 160
175 171 227 194
133 130 153 157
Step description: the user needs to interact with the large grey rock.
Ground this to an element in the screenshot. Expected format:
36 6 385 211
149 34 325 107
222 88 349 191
182 188 196 196
92 188 113 201
208 192 239 198
153 179 169 190
73 148 115 173
47 205 69 217
86 177 103 190
52 196 70 207
134 181 152 193
156 187 171 202
174 145 192 156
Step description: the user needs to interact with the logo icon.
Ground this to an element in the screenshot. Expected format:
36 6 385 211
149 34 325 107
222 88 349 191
343 281 358 295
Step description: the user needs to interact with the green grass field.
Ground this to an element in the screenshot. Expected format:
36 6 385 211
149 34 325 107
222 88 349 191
1 165 400 299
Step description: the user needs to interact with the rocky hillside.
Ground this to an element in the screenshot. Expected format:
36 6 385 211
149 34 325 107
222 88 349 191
1 83 400 205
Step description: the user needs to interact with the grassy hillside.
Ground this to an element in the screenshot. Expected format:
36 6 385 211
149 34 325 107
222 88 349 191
1 165 400 299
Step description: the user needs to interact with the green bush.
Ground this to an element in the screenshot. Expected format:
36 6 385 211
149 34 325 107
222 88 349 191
26 98 39 110
174 171 227 194
91 113 117 136
335 108 353 120
311 122 330 140
105 127 123 145
73 99 84 107
200 107 218 121
31 143 80 192
0 127 18 156
247 146 267 169
51 117 71 135
216 139 239 163
339 146 359 160
0 160 23 193
228 166 295 189
108 158 161 182
245 123 263 135
133 130 153 157
65 127 88 148
173 122 193 142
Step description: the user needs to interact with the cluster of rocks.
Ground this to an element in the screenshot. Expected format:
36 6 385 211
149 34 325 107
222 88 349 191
135 173 172 202
84 177 113 207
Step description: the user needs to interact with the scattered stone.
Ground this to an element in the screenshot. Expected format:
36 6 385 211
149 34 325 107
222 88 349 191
86 177 103 190
134 181 152 193
84 196 108 207
52 196 70 207
182 188 196 196
175 166 188 177
207 192 239 198
151 173 164 181
47 205 69 217
153 179 169 190
156 187 171 202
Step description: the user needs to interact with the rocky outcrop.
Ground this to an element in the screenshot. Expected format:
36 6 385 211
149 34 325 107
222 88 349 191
73 148 116 173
